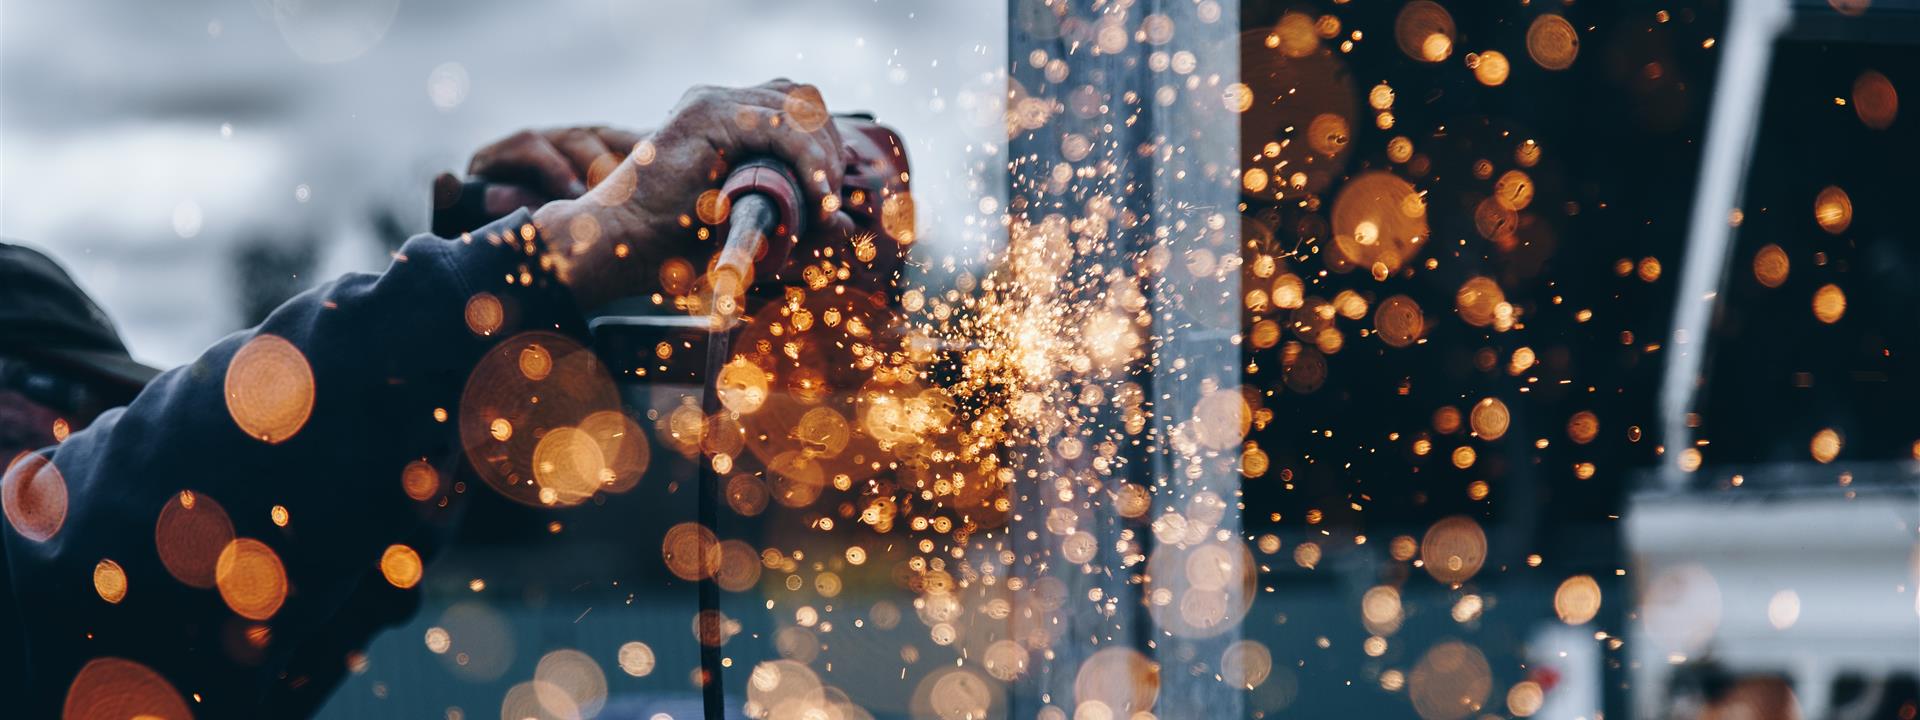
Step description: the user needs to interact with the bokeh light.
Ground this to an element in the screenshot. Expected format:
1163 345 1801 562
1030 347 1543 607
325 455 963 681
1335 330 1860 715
224 334 316 444
381 543 423 589
155 490 235 589
1553 574 1602 625
1394 2 1455 63
617 641 656 678
1408 641 1491 720
1 451 66 542
1852 70 1898 129
1525 14 1579 71
534 648 608 720
1814 186 1853 235
92 559 127 604
1421 516 1488 586
214 537 288 621
62 657 191 720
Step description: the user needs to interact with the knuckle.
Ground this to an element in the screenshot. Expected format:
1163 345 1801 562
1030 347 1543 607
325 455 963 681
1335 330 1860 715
506 129 540 146
559 127 594 145
683 93 723 115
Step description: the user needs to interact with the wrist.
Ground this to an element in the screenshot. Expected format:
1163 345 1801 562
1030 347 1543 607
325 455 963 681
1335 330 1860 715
532 199 612 311
533 197 663 312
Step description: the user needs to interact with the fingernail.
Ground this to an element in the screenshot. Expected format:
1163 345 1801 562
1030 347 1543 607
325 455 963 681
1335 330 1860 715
569 180 589 197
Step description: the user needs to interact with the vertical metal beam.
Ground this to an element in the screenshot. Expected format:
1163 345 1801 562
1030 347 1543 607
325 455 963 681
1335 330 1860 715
1007 0 1242 716
1004 4 1151 713
1659 0 1792 489
1139 0 1243 715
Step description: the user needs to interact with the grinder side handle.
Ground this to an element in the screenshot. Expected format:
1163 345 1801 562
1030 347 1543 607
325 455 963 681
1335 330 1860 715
715 157 806 286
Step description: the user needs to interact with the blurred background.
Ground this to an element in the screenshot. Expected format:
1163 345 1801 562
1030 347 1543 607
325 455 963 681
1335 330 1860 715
1220 2 1920 719
1 0 1006 368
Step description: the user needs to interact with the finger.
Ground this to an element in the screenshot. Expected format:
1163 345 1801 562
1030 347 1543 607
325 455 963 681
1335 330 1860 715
720 106 842 216
819 114 848 179
787 85 846 192
756 78 806 104
591 126 649 154
733 87 846 199
739 85 841 155
819 211 860 246
472 131 583 200
705 92 837 190
550 128 617 193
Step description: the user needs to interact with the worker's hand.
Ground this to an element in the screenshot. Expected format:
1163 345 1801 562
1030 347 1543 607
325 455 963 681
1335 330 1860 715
531 80 847 310
442 126 650 217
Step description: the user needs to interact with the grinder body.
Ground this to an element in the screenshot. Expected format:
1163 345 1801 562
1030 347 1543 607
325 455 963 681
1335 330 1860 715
583 115 910 388
715 115 912 299
429 114 912 720
585 116 911 720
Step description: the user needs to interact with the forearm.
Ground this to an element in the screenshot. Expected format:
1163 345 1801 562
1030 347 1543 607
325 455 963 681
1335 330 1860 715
1 209 585 715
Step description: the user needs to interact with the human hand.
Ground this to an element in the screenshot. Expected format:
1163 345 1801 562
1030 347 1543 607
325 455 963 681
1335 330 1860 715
438 125 648 219
530 80 848 310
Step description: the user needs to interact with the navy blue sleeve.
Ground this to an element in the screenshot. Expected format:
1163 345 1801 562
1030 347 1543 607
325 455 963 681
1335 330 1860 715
0 209 587 717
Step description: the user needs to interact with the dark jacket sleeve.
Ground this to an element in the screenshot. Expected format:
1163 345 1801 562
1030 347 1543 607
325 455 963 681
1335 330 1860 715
0 210 587 717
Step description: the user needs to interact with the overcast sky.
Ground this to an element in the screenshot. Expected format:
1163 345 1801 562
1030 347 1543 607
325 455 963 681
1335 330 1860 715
2 0 1006 367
